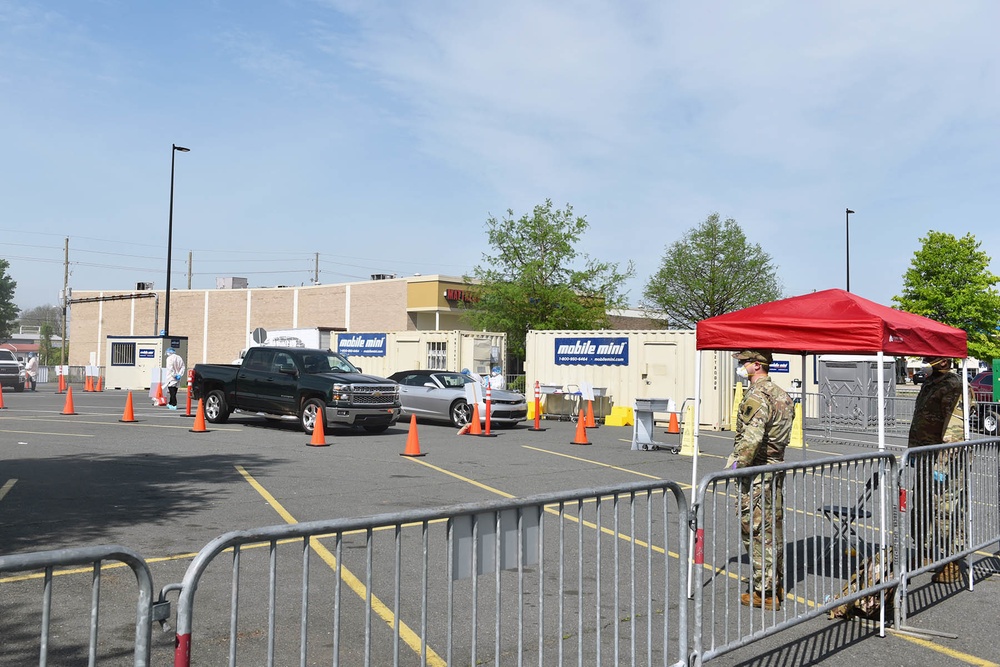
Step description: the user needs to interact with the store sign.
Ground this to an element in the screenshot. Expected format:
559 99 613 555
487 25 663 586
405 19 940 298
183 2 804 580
338 333 387 357
554 337 628 366
444 289 477 303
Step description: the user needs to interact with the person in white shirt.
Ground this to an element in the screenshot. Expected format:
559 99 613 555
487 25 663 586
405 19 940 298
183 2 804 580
25 353 38 391
164 348 186 410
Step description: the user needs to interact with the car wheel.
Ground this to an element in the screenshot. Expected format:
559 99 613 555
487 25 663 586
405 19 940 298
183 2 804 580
300 398 327 435
450 400 472 427
980 409 999 435
204 390 230 424
363 423 389 433
14 382 24 393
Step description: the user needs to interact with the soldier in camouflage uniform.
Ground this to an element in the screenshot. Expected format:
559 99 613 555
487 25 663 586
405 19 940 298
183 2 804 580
907 356 972 583
726 350 795 610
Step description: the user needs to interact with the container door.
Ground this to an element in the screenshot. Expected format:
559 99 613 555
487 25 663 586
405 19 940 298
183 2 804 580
640 343 678 402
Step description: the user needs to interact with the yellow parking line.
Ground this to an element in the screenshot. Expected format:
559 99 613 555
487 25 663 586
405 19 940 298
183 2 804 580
0 429 93 437
0 479 16 501
520 444 670 482
235 465 446 667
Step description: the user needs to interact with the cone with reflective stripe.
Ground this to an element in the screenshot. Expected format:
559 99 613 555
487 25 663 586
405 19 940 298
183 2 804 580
571 409 591 445
306 411 328 446
119 391 138 423
61 386 77 415
401 415 425 457
189 399 209 433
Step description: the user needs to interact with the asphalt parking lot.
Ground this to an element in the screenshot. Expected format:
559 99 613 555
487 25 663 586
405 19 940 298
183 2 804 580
1 387 998 666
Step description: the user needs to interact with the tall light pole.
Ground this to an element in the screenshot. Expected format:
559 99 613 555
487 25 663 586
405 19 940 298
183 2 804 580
845 208 855 292
165 144 190 337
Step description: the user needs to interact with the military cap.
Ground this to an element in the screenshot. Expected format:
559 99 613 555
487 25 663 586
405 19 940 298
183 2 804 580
732 350 773 364
922 356 952 367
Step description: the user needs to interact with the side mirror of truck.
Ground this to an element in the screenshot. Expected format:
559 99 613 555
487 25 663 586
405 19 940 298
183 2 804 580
278 363 297 376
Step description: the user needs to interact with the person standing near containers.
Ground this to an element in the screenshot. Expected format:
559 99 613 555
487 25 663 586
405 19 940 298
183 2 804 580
24 353 38 391
164 348 186 410
726 350 794 611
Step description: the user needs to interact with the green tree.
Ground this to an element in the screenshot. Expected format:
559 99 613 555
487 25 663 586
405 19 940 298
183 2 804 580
463 199 635 366
642 213 783 328
893 231 1000 361
17 304 63 331
0 260 19 341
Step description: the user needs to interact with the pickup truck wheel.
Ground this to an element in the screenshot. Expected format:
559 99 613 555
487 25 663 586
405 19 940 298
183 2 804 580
205 390 230 424
301 398 327 436
450 400 472 428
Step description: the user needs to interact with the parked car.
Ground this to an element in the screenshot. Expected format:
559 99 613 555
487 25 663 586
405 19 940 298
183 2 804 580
0 349 25 392
911 369 928 384
388 370 527 427
191 347 400 435
966 371 998 435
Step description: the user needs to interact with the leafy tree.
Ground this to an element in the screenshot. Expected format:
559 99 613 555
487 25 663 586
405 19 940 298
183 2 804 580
0 260 19 341
17 304 63 331
893 231 1000 361
642 214 783 328
39 323 60 366
463 199 635 366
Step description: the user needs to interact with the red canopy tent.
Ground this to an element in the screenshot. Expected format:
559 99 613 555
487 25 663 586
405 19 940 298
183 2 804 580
696 288 967 357
688 289 968 485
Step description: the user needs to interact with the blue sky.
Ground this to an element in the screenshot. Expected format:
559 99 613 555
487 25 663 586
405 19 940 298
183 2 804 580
1 1 998 313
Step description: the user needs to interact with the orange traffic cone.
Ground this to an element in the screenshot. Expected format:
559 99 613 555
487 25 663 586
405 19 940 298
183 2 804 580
61 386 78 415
153 382 166 407
571 408 591 445
306 412 328 446
119 391 138 423
667 412 680 434
400 415 426 457
95 376 103 392
57 374 66 394
585 400 598 428
189 399 209 433
0 384 6 409
84 375 93 392
468 403 483 435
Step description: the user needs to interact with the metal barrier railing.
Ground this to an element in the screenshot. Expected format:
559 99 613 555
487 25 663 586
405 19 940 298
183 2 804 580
896 439 1000 633
690 453 899 665
0 545 155 667
170 480 690 667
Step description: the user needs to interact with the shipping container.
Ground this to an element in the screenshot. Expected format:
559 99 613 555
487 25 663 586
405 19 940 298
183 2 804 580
331 330 506 379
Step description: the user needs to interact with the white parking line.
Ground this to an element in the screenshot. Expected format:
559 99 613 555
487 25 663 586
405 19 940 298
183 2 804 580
0 479 16 502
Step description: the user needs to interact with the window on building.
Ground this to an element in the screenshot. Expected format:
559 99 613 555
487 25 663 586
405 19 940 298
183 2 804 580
110 342 136 366
427 342 447 370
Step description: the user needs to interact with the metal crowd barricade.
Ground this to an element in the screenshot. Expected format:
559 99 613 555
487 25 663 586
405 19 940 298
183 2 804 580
895 439 1000 633
170 480 690 667
690 453 898 666
0 545 155 667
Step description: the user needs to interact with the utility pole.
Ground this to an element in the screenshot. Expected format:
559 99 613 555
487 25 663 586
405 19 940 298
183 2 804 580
61 237 68 367
188 250 193 289
314 253 319 284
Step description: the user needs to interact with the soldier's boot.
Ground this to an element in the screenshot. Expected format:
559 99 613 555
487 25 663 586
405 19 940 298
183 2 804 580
932 561 962 583
740 587 783 610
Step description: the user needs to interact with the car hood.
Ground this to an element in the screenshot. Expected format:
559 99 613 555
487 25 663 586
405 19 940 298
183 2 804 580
315 372 397 384
482 389 525 402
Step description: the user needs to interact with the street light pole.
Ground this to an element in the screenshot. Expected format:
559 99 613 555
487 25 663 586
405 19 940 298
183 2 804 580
845 208 855 292
165 144 190 337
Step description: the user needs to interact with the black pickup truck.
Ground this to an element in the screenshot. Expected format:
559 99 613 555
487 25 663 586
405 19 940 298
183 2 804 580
191 346 400 435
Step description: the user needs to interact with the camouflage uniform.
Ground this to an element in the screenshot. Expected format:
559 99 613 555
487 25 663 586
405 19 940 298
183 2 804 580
907 367 971 562
727 372 795 596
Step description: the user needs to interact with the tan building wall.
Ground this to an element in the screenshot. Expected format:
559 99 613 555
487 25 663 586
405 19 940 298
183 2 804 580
69 276 473 367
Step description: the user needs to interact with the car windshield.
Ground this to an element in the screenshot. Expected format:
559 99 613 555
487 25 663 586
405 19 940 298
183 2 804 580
302 353 359 374
434 373 472 388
